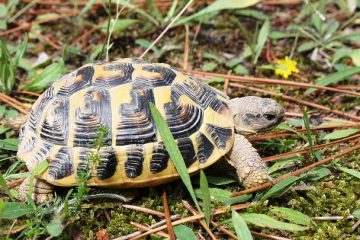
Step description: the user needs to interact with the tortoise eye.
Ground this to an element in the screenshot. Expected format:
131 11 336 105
264 113 276 121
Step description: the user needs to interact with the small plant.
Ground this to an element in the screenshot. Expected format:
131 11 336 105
0 36 27 94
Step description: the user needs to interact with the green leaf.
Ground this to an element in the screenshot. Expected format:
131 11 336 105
224 194 252 206
350 49 360 66
176 0 260 26
0 104 5 118
336 166 360 180
135 39 160 56
203 52 225 63
302 167 331 181
23 60 65 92
322 128 359 140
1 202 34 219
226 58 242 68
0 139 19 151
303 110 316 159
267 156 301 174
14 35 28 69
101 19 139 33
270 207 312 226
261 176 299 200
0 3 7 18
173 224 197 240
0 171 14 201
200 171 211 225
202 62 218 72
236 9 269 20
0 37 16 93
234 64 249 75
332 48 352 64
79 0 96 15
297 41 319 52
305 66 360 94
207 176 236 186
232 210 253 240
46 219 63 237
241 213 309 231
353 209 360 219
149 103 200 211
195 187 231 203
164 0 177 23
269 31 297 39
253 19 270 64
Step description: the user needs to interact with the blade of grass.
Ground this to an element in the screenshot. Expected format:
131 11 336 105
232 210 253 240
303 110 317 160
253 19 270 64
149 102 200 211
200 170 211 225
28 160 49 204
0 171 14 201
305 66 360 94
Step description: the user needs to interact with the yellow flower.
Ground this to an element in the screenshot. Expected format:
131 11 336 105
274 57 299 79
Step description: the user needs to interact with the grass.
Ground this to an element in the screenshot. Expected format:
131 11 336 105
0 0 360 239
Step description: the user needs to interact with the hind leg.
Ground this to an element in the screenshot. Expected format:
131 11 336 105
18 177 54 203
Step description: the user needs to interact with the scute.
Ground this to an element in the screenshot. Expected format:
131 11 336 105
17 58 234 188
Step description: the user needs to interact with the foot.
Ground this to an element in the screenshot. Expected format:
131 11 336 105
18 177 54 203
226 134 269 188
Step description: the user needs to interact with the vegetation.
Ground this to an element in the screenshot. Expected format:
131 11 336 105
0 0 359 239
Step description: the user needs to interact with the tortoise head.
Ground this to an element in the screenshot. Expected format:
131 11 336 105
228 96 284 135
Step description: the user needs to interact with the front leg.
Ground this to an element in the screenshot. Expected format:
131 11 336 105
226 134 270 188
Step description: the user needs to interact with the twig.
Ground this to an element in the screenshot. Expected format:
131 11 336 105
114 215 181 240
186 70 360 97
251 231 291 240
182 200 217 240
352 219 360 232
122 204 165 217
130 222 169 238
230 144 360 197
139 0 194 58
230 83 360 121
3 178 26 190
129 202 258 240
162 190 175 240
211 220 237 239
15 90 41 97
0 92 29 114
129 214 205 240
30 30 61 50
262 134 360 162
213 202 260 215
334 85 360 90
223 70 231 94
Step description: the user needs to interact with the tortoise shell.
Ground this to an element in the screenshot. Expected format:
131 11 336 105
17 58 235 187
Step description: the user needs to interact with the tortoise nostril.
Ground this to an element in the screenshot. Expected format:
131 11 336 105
264 113 276 121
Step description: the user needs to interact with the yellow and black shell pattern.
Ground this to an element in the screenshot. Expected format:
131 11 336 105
17 58 235 187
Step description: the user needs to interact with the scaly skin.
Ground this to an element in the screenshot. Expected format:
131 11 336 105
18 177 54 204
226 134 270 188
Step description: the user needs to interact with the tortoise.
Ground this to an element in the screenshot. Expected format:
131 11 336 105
17 58 284 202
